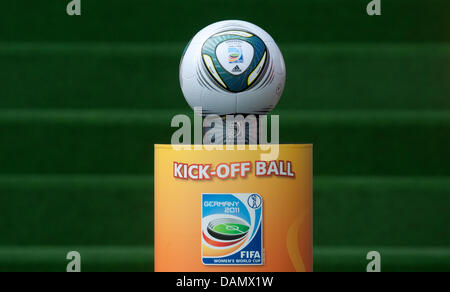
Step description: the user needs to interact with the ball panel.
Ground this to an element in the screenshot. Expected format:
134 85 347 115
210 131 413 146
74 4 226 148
180 41 202 80
202 54 227 89
266 41 286 75
180 76 203 110
247 51 267 87
201 31 267 93
213 30 254 38
201 90 237 116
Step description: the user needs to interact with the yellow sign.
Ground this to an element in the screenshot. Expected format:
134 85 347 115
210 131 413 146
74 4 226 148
155 144 312 272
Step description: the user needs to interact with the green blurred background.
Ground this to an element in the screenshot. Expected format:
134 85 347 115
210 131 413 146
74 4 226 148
0 0 449 272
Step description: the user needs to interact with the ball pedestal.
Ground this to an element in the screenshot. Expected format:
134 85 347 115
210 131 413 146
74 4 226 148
154 144 313 272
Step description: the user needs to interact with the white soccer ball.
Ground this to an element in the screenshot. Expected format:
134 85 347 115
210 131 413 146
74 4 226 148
179 20 286 116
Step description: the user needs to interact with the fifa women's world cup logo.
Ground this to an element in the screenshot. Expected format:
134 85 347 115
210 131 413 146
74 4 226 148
228 46 244 64
202 193 263 265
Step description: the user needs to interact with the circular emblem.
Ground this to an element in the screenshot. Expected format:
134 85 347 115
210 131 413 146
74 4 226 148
247 194 262 209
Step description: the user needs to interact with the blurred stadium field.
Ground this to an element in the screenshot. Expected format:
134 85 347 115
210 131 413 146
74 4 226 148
0 0 449 271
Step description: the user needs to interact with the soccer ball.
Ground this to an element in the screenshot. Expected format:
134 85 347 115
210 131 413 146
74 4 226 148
179 20 286 116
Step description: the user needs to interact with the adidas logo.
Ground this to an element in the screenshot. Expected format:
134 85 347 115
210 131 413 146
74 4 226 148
232 65 242 73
